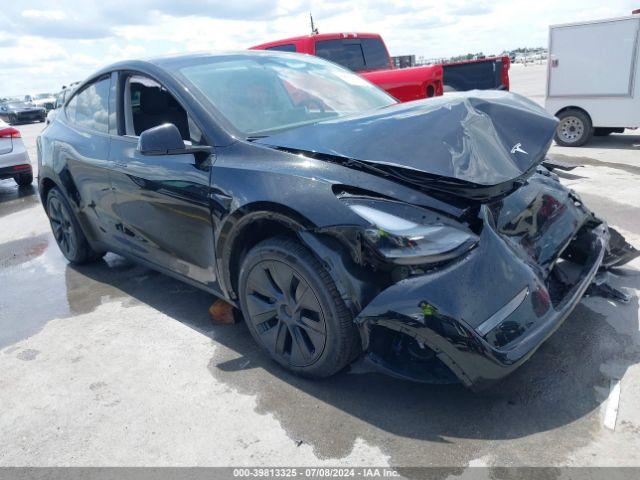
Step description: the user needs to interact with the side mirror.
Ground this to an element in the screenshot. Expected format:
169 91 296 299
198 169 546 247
137 123 213 156
138 123 185 155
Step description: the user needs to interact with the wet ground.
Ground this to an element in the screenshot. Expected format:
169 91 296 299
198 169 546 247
0 66 639 470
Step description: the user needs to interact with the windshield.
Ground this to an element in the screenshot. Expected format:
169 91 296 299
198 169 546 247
175 53 396 136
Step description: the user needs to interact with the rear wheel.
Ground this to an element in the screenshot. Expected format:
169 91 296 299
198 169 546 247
46 187 105 264
554 109 592 147
14 172 33 187
238 236 360 378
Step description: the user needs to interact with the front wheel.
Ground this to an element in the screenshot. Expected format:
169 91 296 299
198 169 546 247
238 236 361 378
45 187 105 264
554 109 593 147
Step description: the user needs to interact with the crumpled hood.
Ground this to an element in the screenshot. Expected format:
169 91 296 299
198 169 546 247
257 91 558 187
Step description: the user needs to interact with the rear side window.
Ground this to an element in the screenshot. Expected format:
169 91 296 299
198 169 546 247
65 77 110 133
266 44 297 52
315 39 365 71
315 38 389 71
360 38 390 70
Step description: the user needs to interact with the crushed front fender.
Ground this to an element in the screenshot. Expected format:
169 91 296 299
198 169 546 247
355 217 609 391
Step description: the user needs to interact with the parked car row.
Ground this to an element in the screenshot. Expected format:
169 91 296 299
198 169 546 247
24 93 57 113
0 84 84 126
0 101 46 125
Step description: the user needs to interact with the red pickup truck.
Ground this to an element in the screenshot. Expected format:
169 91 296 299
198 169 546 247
251 33 510 103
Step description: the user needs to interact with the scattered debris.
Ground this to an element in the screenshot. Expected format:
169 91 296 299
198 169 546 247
603 227 640 269
585 273 632 303
208 299 237 325
542 158 580 171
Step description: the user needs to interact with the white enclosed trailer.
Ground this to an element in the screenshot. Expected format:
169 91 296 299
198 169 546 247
545 12 640 146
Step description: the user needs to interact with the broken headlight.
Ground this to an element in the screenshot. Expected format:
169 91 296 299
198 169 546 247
342 198 478 265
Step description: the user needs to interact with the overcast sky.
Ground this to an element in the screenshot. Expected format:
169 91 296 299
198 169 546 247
0 0 636 96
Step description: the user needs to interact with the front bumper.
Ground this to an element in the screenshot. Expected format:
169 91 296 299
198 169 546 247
355 221 607 390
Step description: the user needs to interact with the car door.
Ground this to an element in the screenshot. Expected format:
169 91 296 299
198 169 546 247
108 72 218 290
53 73 120 250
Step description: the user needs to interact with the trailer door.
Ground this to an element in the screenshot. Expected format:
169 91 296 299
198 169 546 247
548 17 639 97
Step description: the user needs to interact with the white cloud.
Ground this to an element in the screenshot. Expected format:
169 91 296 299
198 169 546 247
21 9 67 20
0 0 635 95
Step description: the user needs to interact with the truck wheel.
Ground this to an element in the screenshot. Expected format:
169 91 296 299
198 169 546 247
554 109 592 147
238 236 361 378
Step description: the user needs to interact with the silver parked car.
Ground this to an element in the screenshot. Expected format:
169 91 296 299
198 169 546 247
0 119 33 186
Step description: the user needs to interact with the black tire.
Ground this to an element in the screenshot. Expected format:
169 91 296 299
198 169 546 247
8 114 17 125
238 236 361 378
554 109 593 147
45 187 105 264
14 172 33 187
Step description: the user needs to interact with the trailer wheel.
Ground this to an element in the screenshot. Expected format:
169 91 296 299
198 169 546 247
554 109 592 147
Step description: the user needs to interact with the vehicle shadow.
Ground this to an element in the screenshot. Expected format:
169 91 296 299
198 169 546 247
65 255 640 467
579 133 640 151
0 180 38 217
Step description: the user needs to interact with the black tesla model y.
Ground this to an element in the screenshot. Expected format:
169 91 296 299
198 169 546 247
37 51 638 389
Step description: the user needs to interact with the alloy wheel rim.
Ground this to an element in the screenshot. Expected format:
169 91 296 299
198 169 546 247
558 116 584 143
48 197 76 257
245 260 327 367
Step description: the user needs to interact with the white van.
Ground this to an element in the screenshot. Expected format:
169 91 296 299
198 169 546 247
545 12 640 146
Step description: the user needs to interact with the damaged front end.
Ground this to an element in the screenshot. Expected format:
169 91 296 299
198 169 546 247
360 175 640 389
304 174 637 390
264 91 639 389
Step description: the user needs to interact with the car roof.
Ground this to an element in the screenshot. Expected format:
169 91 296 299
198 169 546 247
148 49 309 67
98 49 328 75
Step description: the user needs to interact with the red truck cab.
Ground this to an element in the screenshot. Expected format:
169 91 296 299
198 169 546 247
251 33 444 103
252 32 510 103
